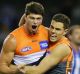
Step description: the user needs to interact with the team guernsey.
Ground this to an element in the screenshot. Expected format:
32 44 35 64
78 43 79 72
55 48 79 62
46 37 73 74
10 25 48 65
71 46 80 74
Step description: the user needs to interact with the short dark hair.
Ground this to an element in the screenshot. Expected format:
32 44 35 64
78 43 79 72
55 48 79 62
68 25 80 35
52 13 70 29
25 1 44 16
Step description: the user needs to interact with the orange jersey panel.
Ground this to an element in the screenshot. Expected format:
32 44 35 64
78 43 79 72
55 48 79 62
10 25 48 56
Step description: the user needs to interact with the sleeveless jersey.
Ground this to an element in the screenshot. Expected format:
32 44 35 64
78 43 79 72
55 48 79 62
46 37 72 74
10 25 48 65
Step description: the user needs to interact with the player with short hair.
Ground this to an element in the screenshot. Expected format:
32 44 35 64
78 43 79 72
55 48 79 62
19 14 72 74
68 25 80 74
0 2 48 74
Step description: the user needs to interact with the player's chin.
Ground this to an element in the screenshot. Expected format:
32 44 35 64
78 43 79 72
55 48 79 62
50 38 58 42
32 30 37 34
33 29 38 32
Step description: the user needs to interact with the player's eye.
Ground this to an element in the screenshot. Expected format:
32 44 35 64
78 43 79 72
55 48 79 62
55 28 61 31
37 17 42 20
29 16 35 20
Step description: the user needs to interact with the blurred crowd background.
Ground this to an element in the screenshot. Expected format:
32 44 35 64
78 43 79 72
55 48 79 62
0 0 80 51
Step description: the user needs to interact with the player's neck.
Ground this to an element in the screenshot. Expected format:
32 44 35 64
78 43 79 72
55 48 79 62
23 25 38 36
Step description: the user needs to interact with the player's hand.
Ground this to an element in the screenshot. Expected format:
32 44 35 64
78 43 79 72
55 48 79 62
20 66 41 74
17 64 26 73
9 65 23 74
17 64 26 69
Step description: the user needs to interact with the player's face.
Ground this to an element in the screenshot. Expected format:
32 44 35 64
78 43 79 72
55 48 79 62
49 20 66 42
70 28 80 45
25 13 43 34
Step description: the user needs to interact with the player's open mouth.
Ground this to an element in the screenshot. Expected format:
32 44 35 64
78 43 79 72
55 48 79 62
32 25 37 29
51 34 57 37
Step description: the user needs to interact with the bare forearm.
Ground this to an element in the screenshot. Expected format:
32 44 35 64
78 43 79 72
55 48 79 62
0 64 19 74
0 65 13 74
37 55 58 74
19 58 58 74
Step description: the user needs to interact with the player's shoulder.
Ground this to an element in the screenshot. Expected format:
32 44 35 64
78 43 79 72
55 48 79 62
4 34 16 42
57 43 70 49
45 27 49 30
57 37 70 46
40 25 48 33
2 34 16 52
55 43 71 54
10 26 24 36
51 43 71 57
40 25 46 29
11 26 23 33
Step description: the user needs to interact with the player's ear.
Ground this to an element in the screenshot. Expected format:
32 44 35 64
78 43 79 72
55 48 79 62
63 29 68 36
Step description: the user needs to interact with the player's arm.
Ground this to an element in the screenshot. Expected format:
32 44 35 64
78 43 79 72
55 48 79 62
0 34 20 74
20 43 71 74
36 43 71 74
18 13 26 26
45 27 49 30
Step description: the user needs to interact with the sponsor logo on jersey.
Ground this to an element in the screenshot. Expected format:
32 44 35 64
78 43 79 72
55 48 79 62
39 40 48 50
21 46 32 52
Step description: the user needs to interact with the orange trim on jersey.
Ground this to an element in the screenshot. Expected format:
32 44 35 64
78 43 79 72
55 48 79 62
66 48 72 74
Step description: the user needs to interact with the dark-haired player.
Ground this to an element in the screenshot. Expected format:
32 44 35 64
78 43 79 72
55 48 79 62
0 2 48 74
19 14 72 74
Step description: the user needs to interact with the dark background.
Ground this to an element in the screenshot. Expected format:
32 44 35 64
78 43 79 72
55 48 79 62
0 0 80 51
